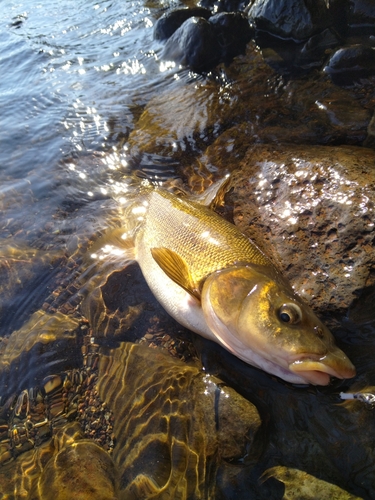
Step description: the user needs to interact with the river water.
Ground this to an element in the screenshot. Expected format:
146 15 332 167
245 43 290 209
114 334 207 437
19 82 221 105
1 0 374 498
0 0 175 216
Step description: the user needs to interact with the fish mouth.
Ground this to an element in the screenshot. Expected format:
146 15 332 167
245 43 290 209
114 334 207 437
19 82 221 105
288 352 356 386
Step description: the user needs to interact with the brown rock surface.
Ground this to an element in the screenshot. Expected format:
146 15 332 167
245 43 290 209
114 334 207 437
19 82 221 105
228 143 375 315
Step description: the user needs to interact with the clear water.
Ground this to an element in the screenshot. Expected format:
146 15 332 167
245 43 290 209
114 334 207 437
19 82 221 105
0 0 186 243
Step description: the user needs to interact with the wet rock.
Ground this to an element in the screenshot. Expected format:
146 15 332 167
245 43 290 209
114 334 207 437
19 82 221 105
258 26 341 75
0 243 65 335
162 17 221 72
329 0 375 37
347 0 375 35
38 422 117 500
324 45 375 85
262 466 363 499
228 144 375 315
159 11 253 72
81 264 153 341
0 440 55 497
195 330 375 499
296 28 341 69
209 12 253 63
200 0 248 13
154 7 211 41
129 44 370 165
267 24 343 72
127 72 251 159
364 111 375 148
0 310 82 401
248 0 331 41
97 342 261 498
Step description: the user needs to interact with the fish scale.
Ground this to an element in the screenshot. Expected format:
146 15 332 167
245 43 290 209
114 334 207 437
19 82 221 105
138 188 270 286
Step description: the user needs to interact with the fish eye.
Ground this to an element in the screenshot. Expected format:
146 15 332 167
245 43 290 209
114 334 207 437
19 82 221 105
278 304 302 325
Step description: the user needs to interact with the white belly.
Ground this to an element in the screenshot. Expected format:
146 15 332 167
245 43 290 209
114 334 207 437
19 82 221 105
136 241 215 341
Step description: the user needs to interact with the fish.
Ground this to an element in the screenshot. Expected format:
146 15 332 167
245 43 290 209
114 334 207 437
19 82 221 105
100 178 356 386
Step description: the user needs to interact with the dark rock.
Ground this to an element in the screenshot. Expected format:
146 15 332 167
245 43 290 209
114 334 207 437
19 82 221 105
329 0 375 37
210 12 253 63
327 0 349 37
364 112 375 148
297 28 341 69
324 44 375 85
248 0 331 41
257 27 341 75
154 7 211 41
200 0 248 13
162 17 221 72
348 0 375 35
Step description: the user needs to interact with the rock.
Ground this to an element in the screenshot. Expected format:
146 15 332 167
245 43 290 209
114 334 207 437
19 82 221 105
153 7 211 41
200 0 248 13
228 144 375 315
209 12 253 63
131 42 370 165
262 466 363 499
38 423 117 500
329 0 375 37
0 243 65 335
347 0 375 35
248 0 331 41
162 17 221 72
364 111 375 148
258 26 341 75
0 310 81 401
324 45 375 85
97 342 261 498
296 28 341 69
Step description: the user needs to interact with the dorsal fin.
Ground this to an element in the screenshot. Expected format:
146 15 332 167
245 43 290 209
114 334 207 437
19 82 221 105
151 247 201 300
191 174 231 209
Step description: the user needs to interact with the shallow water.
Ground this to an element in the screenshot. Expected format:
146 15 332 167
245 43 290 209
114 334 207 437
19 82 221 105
1 0 189 231
0 0 375 498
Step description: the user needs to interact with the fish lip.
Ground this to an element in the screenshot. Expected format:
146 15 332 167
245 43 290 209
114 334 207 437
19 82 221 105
288 354 356 386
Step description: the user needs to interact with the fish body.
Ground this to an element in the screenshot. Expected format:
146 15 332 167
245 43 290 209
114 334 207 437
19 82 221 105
118 182 355 386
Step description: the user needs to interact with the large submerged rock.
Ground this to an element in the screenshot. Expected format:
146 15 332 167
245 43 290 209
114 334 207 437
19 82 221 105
128 54 371 172
97 342 261 498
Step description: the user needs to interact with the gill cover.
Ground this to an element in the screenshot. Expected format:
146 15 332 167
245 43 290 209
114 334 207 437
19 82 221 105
201 265 279 356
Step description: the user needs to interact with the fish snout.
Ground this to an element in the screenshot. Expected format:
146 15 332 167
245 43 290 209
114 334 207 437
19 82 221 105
288 350 356 386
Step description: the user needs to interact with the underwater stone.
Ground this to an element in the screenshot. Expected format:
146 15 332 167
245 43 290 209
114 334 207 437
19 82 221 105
97 342 261 498
262 466 363 499
38 437 117 499
0 310 81 401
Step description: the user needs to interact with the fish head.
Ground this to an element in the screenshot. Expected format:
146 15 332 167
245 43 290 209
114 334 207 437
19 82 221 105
201 264 356 385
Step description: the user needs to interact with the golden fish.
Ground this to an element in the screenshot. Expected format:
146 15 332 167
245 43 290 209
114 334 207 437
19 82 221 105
108 179 355 386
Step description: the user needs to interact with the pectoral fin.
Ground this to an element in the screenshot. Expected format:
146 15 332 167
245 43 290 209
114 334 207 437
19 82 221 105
151 247 201 300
